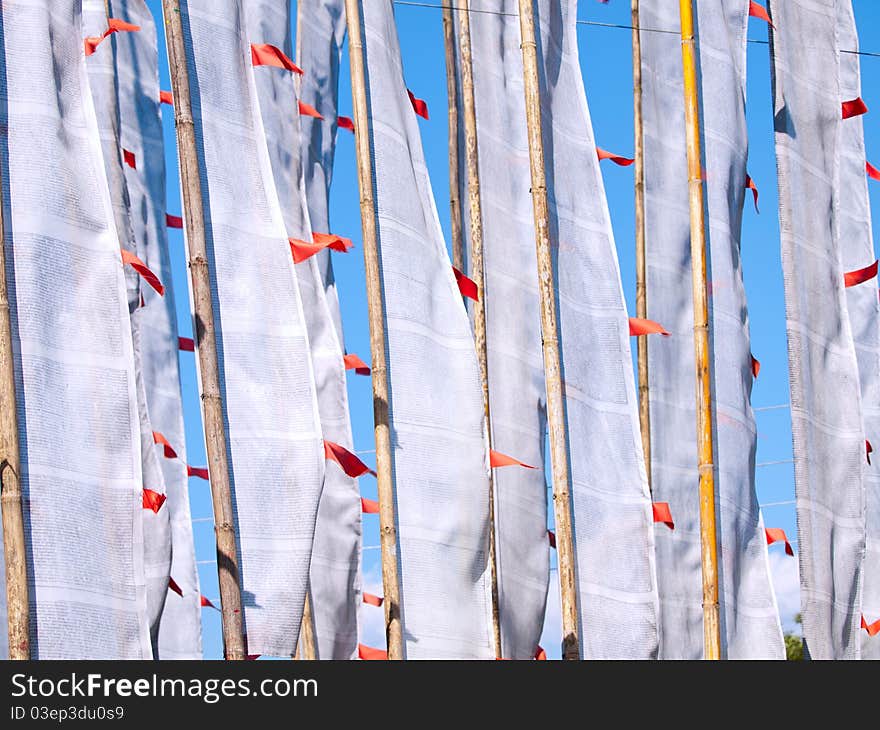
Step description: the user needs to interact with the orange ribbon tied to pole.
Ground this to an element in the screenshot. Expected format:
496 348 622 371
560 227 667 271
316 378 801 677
121 249 164 295
187 465 209 480
867 161 880 181
407 89 429 119
489 449 537 469
747 1 773 27
298 100 324 120
362 592 384 607
844 260 878 288
84 18 141 56
652 502 674 530
325 440 376 478
337 116 355 132
751 355 761 379
343 353 371 376
628 317 669 336
596 147 634 167
361 497 380 514
152 431 178 459
745 174 760 213
862 615 880 637
142 488 166 514
358 644 387 660
159 90 174 106
200 595 219 610
250 43 303 74
453 266 479 301
289 232 353 264
765 527 794 556
842 97 868 119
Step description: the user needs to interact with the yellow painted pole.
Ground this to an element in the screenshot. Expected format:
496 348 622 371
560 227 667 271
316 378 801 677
678 0 721 660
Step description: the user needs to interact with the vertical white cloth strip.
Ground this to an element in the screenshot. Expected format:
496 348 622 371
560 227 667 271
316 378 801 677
362 0 494 659
0 0 150 658
112 0 203 659
836 0 879 660
535 0 659 658
640 0 783 658
769 0 866 659
298 0 348 343
178 0 325 657
83 0 172 658
453 0 551 660
247 0 361 661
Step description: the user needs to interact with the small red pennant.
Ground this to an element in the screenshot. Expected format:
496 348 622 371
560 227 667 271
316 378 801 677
407 89 429 119
652 502 674 530
453 266 479 301
629 317 669 336
596 147 634 166
748 1 773 27
363 592 384 607
200 595 219 610
343 353 371 376
751 355 761 379
121 249 164 295
337 116 355 132
168 577 183 597
765 527 794 556
187 465 209 480
844 260 878 288
745 174 759 213
250 43 303 74
358 643 387 660
152 431 177 459
84 18 140 56
298 100 324 120
867 440 873 465
547 530 556 549
159 90 173 106
867 161 880 181
123 149 137 169
178 336 195 352
534 646 547 661
325 440 376 478
142 488 166 514
166 213 183 228
489 449 537 469
289 232 353 264
361 497 380 514
842 97 868 119
862 615 880 637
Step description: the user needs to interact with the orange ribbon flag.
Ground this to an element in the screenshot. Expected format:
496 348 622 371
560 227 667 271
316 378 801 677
628 317 669 336
362 592 384 607
142 488 166 514
289 232 353 264
534 646 547 660
178 336 195 352
152 431 177 459
358 644 387 660
121 249 164 295
343 353 371 375
298 100 324 120
453 266 479 301
489 450 537 469
596 147 634 167
751 355 761 379
325 440 376 478
867 161 880 181
748 1 773 27
765 527 794 556
745 174 759 213
159 90 173 106
652 502 674 530
842 97 868 119
337 116 355 132
84 18 140 56
361 497 380 514
200 595 218 610
187 465 209 480
250 43 303 74
844 260 878 288
862 615 880 637
407 90 429 119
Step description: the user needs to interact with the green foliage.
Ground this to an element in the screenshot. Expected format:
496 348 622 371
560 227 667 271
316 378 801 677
784 633 803 661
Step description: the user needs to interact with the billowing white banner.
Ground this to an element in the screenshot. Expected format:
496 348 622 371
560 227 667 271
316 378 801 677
179 0 324 657
247 0 361 660
362 0 494 659
112 0 203 659
0 0 150 658
769 0 866 659
641 0 783 658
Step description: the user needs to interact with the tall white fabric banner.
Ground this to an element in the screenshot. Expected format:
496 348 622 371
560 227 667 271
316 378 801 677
362 0 494 659
179 0 325 657
83 0 172 657
246 0 361 661
641 0 783 658
769 0 866 659
0 0 150 658
836 0 879 660
112 0 203 659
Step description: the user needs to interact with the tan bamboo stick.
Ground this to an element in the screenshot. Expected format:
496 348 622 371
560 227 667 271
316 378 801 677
632 0 651 490
0 152 29 662
516 0 579 660
296 592 317 659
456 0 502 659
442 5 465 273
677 0 721 660
343 0 404 661
160 0 246 660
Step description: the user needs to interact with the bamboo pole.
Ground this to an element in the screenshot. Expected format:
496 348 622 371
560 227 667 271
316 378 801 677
343 0 404 660
160 0 246 661
442 6 465 273
0 151 30 662
296 592 317 659
632 0 651 491
677 0 721 660
456 0 502 659
516 0 579 660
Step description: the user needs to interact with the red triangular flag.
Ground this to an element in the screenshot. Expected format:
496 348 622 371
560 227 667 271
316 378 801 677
596 147 634 166
489 449 537 469
629 317 669 336
84 18 140 56
166 213 183 229
121 249 164 295
358 643 387 660
547 530 556 549
142 488 167 514
152 431 177 459
748 1 773 28
362 592 384 607
652 502 674 530
844 260 878 288
289 232 353 264
842 97 868 119
122 148 137 169
862 615 880 637
407 89 429 119
343 353 371 376
325 440 376 478
765 527 794 556
159 90 174 106
187 465 209 480
751 355 761 379
745 174 760 213
867 440 873 466
337 116 355 132
534 646 547 661
178 336 195 352
168 577 183 597
867 161 880 181
200 595 219 610
298 100 324 120
453 266 479 301
250 43 303 74
361 497 380 514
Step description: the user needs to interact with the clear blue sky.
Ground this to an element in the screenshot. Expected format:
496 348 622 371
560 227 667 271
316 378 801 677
145 0 880 659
